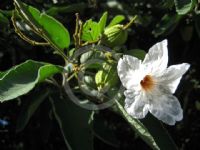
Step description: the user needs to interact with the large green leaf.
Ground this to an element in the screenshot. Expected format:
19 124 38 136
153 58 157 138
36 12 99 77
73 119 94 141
115 100 159 150
93 113 120 148
174 0 197 15
0 60 62 102
141 114 178 150
16 89 49 132
50 95 93 150
14 0 70 50
81 19 100 42
116 100 178 150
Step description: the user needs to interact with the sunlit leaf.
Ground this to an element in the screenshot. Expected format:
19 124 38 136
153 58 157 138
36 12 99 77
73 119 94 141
174 0 197 15
115 100 159 150
81 19 100 42
116 100 178 150
98 12 108 34
107 15 125 27
14 0 70 50
0 60 62 102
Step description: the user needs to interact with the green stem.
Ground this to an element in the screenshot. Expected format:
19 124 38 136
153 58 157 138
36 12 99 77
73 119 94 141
14 2 69 62
123 15 137 30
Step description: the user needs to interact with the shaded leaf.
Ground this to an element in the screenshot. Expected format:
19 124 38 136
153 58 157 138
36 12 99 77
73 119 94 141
93 113 120 148
125 49 146 60
84 75 97 89
0 12 9 31
16 89 49 132
152 14 181 37
141 114 178 150
180 26 193 41
80 50 105 64
0 60 62 102
195 15 200 39
50 95 93 150
46 3 87 16
95 63 118 90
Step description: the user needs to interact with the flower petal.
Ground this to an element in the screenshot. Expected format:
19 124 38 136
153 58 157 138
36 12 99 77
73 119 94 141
157 63 190 94
143 39 168 74
149 94 183 125
124 90 149 119
117 55 143 90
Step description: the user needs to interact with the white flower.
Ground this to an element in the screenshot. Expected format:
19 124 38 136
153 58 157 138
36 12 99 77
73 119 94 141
117 40 190 125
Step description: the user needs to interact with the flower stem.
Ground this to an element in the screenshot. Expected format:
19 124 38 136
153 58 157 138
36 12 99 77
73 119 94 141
123 15 137 30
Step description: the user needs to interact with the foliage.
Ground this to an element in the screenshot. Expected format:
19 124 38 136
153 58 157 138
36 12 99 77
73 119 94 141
0 0 199 149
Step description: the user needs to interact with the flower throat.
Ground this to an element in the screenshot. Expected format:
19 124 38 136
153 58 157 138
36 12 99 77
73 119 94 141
140 75 155 91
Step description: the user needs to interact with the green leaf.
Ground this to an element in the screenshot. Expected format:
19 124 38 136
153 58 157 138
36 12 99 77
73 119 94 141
0 9 12 17
0 71 8 79
14 0 70 50
98 12 108 34
180 26 193 42
16 89 49 132
95 63 118 90
50 95 93 150
115 100 159 150
141 114 178 150
84 76 97 89
81 19 100 42
125 49 146 60
93 113 120 148
107 15 125 27
95 70 104 89
195 15 200 39
0 12 9 31
80 50 105 69
46 3 87 16
152 14 181 37
0 60 63 102
195 100 200 110
174 0 197 15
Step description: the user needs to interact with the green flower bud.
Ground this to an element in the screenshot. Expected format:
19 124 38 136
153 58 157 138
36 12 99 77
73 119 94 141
101 24 128 47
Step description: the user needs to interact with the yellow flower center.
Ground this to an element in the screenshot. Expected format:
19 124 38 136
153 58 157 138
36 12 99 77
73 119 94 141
140 75 155 91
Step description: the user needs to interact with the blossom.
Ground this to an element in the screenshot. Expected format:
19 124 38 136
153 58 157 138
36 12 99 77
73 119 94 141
117 40 190 125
